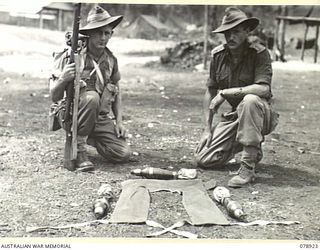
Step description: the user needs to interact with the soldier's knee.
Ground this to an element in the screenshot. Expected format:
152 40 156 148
196 157 210 169
98 143 131 163
195 154 217 169
195 150 227 169
242 94 260 106
85 91 100 107
117 145 131 162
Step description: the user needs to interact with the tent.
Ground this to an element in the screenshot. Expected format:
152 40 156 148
164 16 188 31
124 15 176 40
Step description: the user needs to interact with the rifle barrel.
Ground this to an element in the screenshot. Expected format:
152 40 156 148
70 3 81 63
64 3 82 170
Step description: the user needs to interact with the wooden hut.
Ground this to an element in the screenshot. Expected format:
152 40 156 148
38 2 74 31
275 16 320 63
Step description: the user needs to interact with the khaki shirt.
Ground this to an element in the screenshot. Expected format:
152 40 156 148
50 47 121 116
82 47 120 94
207 41 272 108
52 47 121 95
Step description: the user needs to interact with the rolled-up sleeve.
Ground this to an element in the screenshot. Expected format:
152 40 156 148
49 50 69 93
206 57 218 89
254 50 272 85
51 49 69 79
111 57 121 83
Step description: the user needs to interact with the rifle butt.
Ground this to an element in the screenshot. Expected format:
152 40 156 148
64 125 76 171
71 54 81 160
63 3 82 171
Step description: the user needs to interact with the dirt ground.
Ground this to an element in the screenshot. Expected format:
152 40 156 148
0 26 320 241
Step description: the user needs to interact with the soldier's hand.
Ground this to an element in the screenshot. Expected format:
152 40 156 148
209 92 225 112
60 63 76 83
115 122 127 138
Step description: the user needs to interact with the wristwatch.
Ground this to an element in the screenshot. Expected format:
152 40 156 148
219 89 226 98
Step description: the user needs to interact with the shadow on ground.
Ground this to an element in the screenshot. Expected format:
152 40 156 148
257 163 320 188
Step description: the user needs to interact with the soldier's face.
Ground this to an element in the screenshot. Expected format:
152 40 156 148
224 24 249 50
88 25 113 50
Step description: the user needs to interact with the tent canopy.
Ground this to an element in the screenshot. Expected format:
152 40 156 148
125 14 177 39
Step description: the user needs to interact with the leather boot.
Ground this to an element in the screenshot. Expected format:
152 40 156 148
228 162 256 188
76 135 94 172
228 145 258 188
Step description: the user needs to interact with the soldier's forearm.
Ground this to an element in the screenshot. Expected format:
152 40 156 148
203 89 217 131
112 93 122 123
206 109 215 132
50 78 68 103
221 84 270 99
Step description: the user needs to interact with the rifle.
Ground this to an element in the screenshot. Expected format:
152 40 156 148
64 3 81 171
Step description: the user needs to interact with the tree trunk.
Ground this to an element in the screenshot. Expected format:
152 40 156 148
314 25 319 63
39 10 43 29
301 23 309 61
279 6 288 61
203 5 209 69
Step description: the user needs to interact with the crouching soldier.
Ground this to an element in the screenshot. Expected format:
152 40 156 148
195 7 279 187
49 5 131 171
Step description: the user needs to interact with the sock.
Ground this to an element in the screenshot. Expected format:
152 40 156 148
241 146 258 170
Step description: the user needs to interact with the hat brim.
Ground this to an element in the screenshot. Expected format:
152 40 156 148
212 17 259 33
79 15 123 34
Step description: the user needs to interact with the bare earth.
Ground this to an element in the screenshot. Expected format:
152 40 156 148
0 24 319 240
